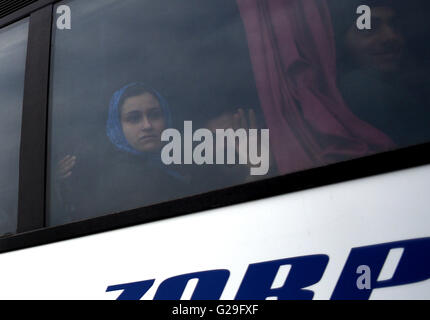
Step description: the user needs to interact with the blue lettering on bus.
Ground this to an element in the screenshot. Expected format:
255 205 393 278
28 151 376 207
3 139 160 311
106 237 430 300
235 255 328 300
154 270 230 300
106 279 155 300
331 237 430 299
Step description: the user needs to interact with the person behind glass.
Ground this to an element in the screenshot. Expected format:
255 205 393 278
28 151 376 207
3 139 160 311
330 0 430 147
57 83 190 215
191 108 275 193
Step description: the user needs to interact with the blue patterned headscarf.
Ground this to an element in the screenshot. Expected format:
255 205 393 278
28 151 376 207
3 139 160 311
106 83 187 182
106 82 172 155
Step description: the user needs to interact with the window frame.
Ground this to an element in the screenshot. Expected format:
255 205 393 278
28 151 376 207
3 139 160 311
0 0 430 254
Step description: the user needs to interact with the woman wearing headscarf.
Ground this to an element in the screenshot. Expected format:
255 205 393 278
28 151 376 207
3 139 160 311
56 83 190 218
102 82 191 213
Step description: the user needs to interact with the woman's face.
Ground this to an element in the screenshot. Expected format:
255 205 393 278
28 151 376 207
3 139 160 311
345 6 405 73
121 92 166 153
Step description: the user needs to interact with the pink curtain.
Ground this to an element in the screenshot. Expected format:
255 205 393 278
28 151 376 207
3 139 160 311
236 0 395 174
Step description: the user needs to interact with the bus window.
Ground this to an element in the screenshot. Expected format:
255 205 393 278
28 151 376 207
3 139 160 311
0 19 29 236
47 0 263 225
328 0 430 148
47 0 430 226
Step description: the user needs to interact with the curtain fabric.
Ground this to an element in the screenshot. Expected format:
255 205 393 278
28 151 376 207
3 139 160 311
236 0 395 174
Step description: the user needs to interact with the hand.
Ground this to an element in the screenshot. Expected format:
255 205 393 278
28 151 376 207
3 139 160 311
56 155 76 180
206 108 272 177
232 108 257 131
232 108 263 159
233 108 273 178
233 108 255 165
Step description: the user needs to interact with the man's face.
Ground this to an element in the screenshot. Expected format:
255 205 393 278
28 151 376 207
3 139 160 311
345 6 405 72
121 93 166 153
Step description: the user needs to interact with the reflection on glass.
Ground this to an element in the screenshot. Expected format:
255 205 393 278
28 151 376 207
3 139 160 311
330 0 430 148
0 19 29 236
48 0 430 226
48 0 263 225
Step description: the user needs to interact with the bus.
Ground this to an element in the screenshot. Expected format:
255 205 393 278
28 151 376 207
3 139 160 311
0 0 428 301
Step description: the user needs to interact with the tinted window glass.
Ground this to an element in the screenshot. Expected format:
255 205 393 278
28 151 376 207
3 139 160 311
48 0 263 225
0 19 29 236
47 0 430 226
328 0 430 148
